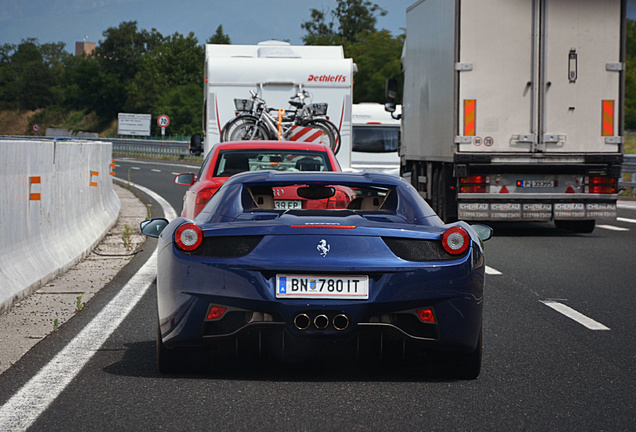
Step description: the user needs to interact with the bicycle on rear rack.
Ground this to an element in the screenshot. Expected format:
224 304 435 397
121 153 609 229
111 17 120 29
221 90 341 154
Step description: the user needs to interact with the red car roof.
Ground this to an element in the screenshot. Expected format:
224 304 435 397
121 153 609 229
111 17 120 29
213 141 335 152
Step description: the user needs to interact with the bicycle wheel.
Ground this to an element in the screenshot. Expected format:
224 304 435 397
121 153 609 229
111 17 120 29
301 119 339 154
225 115 270 141
310 119 341 155
221 115 255 142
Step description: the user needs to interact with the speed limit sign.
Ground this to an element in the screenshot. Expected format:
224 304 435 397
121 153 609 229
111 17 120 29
157 114 170 128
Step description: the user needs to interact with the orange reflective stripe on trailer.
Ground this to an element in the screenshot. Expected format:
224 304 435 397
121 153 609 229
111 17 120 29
602 100 614 137
464 99 476 136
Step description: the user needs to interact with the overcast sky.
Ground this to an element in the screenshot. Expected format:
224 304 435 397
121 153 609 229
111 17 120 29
0 0 410 52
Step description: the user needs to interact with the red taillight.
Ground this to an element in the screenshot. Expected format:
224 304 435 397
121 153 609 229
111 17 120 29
416 308 436 323
587 185 616 194
194 187 219 216
460 176 488 184
442 226 470 255
587 176 614 185
327 189 351 208
460 184 487 193
195 187 218 205
459 176 488 193
585 176 616 194
206 305 227 321
175 223 203 251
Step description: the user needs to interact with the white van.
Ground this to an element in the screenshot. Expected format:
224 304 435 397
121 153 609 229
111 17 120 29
350 103 401 175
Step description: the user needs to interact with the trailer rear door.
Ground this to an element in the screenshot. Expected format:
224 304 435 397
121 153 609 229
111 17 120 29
540 0 623 154
457 0 537 153
457 0 623 155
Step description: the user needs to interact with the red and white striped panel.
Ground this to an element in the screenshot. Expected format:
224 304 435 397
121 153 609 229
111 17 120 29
287 125 327 145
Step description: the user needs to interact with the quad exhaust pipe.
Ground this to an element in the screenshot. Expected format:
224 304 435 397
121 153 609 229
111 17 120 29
293 313 349 331
333 314 349 331
293 313 311 330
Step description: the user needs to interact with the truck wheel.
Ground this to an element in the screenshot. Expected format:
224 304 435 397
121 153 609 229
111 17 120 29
555 220 595 233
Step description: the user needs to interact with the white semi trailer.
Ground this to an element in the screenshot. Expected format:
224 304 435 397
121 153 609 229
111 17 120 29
387 0 625 232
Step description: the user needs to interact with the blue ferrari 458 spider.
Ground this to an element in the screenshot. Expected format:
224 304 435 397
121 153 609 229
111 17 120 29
141 171 492 379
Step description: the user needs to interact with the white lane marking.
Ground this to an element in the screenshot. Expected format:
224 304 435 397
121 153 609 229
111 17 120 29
485 266 502 275
116 159 200 170
617 217 636 224
597 224 629 231
617 201 636 210
130 166 141 170
0 180 175 431
541 301 610 331
151 169 161 173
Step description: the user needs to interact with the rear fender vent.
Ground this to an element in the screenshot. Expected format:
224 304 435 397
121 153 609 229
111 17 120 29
190 235 264 258
382 237 468 261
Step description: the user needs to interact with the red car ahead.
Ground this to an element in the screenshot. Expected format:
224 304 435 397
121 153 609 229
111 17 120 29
175 141 346 218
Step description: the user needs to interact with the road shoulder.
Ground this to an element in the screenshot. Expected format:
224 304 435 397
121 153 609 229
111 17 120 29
0 184 147 375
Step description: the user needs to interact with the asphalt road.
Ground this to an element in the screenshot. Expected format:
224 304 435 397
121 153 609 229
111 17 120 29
0 157 634 431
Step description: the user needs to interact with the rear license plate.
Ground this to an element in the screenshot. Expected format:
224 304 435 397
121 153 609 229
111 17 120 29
517 180 556 188
275 200 302 210
276 275 369 299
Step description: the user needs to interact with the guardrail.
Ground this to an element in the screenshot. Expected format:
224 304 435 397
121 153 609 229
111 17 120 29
3 135 635 185
0 135 192 158
111 138 191 158
620 154 636 189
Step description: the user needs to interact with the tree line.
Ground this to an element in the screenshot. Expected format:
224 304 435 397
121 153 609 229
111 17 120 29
2 0 631 137
0 0 402 137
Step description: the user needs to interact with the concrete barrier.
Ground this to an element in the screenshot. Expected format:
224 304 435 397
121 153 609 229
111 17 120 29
0 139 120 314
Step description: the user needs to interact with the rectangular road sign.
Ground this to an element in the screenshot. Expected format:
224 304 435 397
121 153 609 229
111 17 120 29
118 113 151 136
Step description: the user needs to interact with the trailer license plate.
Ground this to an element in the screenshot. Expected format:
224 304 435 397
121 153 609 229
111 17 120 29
517 180 556 188
275 200 302 210
276 275 369 299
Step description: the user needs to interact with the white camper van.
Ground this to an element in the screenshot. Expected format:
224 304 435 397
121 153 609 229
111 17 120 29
191 41 356 169
350 103 401 175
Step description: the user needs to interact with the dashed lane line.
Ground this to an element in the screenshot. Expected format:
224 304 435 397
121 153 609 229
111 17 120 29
0 180 175 432
617 217 636 224
540 301 610 331
485 266 502 275
598 224 630 231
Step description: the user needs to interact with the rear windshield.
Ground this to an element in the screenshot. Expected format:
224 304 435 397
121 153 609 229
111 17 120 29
246 183 396 213
214 150 332 177
352 126 399 153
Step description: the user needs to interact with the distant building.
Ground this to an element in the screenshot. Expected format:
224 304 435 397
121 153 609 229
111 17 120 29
75 41 96 57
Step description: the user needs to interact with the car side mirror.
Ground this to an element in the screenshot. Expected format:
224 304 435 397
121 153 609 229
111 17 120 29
174 173 196 186
140 218 169 238
471 224 493 242
190 134 203 156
